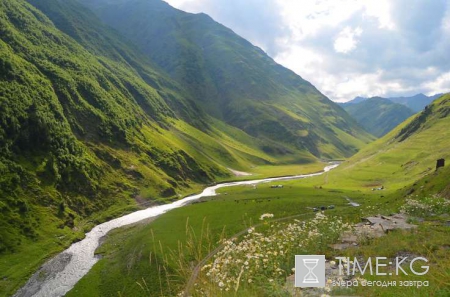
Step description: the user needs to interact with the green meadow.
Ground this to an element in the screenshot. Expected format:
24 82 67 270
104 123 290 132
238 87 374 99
67 166 395 297
67 161 450 297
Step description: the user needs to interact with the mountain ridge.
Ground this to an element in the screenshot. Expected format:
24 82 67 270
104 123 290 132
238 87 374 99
340 97 416 137
80 0 373 158
343 93 443 112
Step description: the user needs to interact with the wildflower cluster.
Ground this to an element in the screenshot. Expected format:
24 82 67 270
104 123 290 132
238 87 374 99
200 212 350 293
400 195 450 216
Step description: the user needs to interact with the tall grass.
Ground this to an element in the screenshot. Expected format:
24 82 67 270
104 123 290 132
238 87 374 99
142 213 350 296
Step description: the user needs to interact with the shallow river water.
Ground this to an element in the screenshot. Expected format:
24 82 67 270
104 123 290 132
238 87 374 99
15 163 339 297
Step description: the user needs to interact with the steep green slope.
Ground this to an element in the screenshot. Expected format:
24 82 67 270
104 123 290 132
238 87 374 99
329 93 450 190
80 0 373 159
398 159 450 200
0 0 305 279
341 97 415 137
24 0 201 124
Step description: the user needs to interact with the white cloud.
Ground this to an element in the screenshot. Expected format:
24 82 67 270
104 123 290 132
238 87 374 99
362 0 395 30
422 72 450 94
275 44 323 70
333 26 363 53
164 0 198 11
274 0 363 42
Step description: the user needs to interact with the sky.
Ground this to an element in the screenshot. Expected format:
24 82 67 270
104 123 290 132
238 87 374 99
164 0 450 102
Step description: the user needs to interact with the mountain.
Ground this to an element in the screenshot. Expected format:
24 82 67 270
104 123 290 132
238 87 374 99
347 96 367 104
334 93 450 190
79 0 373 158
389 93 443 112
0 0 219 256
340 97 415 137
0 0 307 257
0 0 373 292
345 93 443 112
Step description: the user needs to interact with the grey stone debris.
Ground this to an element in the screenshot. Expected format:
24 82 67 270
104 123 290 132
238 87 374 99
332 213 417 250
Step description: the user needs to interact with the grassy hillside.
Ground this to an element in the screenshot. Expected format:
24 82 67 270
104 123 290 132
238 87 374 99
328 93 450 190
341 97 415 137
80 0 374 159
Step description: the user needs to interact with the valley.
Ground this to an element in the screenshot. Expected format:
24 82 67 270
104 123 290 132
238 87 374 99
14 164 339 297
0 0 449 297
64 94 450 297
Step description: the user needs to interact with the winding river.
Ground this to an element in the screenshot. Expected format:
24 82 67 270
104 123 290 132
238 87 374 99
14 163 339 297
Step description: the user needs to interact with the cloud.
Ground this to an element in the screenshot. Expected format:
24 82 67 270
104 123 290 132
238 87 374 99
164 0 195 7
333 26 363 53
422 71 450 94
273 0 363 39
164 0 450 101
362 0 395 30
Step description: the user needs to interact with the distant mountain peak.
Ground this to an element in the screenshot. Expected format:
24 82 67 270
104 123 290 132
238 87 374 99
346 93 445 112
340 97 415 137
